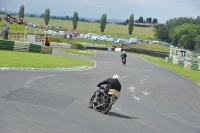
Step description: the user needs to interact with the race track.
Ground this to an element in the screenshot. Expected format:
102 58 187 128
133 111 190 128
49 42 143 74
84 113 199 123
0 50 200 133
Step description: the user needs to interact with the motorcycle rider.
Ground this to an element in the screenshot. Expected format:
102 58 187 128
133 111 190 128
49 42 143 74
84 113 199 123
121 51 127 64
93 75 121 103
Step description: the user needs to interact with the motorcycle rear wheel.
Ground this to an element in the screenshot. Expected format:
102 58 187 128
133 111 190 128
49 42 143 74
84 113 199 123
122 58 125 65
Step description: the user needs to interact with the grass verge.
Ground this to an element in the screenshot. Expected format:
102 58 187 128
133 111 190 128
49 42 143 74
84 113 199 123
134 53 200 84
0 50 94 68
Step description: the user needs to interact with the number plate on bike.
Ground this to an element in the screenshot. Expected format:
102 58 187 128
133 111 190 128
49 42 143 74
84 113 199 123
108 89 121 97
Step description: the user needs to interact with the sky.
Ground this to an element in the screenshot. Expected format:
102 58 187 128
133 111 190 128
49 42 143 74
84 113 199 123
0 0 199 23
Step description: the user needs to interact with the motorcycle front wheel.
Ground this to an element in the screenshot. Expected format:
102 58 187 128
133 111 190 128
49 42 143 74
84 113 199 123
101 97 113 114
88 94 95 108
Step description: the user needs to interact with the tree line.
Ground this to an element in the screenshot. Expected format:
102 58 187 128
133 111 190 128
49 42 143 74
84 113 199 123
117 16 157 25
16 5 135 35
154 17 200 51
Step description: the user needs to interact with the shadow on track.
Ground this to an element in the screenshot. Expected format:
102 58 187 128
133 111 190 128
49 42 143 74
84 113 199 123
107 111 139 119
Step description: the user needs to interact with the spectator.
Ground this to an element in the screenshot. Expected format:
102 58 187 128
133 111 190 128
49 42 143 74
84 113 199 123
2 24 9 40
45 37 50 46
0 17 2 22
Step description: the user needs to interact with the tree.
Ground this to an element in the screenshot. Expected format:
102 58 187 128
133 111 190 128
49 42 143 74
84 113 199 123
40 13 45 18
170 23 200 50
124 19 129 25
153 24 169 41
146 17 152 23
65 15 70 20
21 5 24 18
138 16 143 23
100 13 107 32
95 20 100 23
128 14 134 35
18 5 24 19
29 14 35 17
195 35 200 51
44 8 50 25
193 16 200 24
72 12 78 30
152 18 157 23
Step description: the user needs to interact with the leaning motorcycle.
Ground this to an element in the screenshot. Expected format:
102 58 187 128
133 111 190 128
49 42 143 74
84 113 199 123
89 89 121 114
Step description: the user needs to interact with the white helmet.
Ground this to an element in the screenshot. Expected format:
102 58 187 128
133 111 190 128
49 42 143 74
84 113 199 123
123 51 126 53
113 75 120 80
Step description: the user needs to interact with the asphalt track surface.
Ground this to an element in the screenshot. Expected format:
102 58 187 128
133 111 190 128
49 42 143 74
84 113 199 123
0 50 200 133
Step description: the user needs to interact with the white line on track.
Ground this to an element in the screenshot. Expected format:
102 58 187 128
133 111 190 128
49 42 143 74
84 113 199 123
24 74 56 88
142 91 149 95
128 86 141 101
121 75 128 79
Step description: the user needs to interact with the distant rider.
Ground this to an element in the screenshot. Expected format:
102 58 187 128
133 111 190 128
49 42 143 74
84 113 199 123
93 75 122 103
121 51 127 64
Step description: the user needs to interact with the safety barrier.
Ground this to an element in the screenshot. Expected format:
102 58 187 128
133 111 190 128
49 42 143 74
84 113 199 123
184 61 191 69
191 63 199 71
178 60 184 67
0 39 52 54
173 59 178 65
29 43 42 53
165 57 168 62
165 56 199 71
41 46 52 54
168 58 173 63
14 41 29 52
50 42 71 48
0 39 14 50
85 46 169 58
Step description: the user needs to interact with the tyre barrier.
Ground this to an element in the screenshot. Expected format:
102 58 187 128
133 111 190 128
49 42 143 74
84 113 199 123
168 58 173 63
165 57 199 71
173 59 178 65
0 39 52 54
0 39 14 50
178 60 184 67
191 63 199 71
184 61 191 69
14 41 29 52
165 57 168 62
50 42 71 48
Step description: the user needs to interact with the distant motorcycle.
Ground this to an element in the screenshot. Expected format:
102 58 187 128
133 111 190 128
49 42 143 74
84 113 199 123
89 89 121 114
122 58 126 65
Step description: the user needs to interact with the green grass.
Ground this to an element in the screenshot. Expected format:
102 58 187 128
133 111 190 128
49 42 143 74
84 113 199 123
131 44 170 53
0 50 94 68
0 14 155 40
134 53 200 84
55 48 95 56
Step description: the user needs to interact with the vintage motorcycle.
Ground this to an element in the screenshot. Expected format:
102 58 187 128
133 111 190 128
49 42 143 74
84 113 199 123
88 89 121 114
122 58 126 65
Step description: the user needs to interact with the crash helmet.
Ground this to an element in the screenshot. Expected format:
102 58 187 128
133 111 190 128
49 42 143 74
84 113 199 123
113 75 120 80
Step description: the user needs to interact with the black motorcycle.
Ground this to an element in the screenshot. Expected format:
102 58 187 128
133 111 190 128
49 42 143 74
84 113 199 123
89 89 121 114
122 58 126 65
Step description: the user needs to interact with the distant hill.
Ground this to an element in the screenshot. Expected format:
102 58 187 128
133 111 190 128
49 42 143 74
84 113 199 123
81 17 124 23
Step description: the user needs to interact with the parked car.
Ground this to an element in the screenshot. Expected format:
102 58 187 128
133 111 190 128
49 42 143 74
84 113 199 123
56 26 61 28
49 26 54 28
